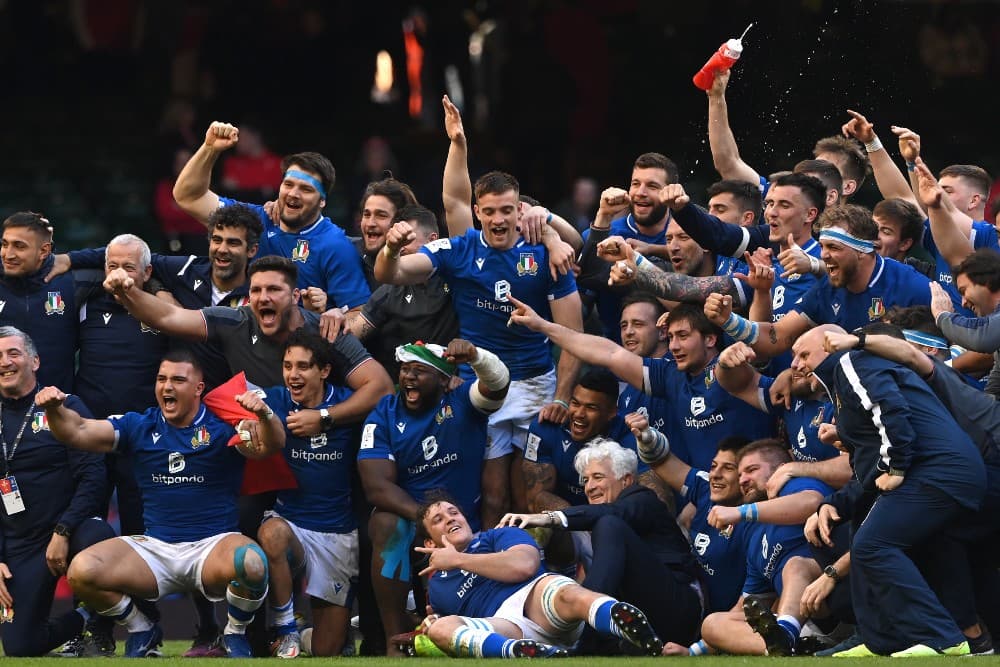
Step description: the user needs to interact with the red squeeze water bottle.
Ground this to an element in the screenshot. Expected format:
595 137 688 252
692 23 753 90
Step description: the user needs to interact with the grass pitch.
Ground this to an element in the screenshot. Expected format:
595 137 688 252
0 640 984 664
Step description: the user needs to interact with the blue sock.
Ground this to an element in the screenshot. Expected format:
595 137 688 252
481 632 517 658
451 627 517 658
587 597 620 637
776 615 801 648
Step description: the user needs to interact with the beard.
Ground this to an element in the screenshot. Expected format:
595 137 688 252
632 200 670 228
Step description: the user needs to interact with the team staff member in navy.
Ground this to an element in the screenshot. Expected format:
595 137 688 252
0 212 101 392
37 349 284 658
59 204 262 392
0 326 113 656
172 121 370 312
793 324 985 657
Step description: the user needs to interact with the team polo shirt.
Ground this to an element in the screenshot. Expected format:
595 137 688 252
151 253 251 390
76 291 168 418
420 230 577 381
642 357 776 471
427 527 545 617
265 383 356 533
681 468 748 612
794 254 931 331
201 305 370 388
360 274 459 378
108 405 242 543
523 415 644 506
218 197 370 309
359 383 488 531
742 477 833 596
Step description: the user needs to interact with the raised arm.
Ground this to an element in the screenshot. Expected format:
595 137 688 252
715 342 767 410
172 122 239 226
104 268 208 341
930 280 1000 354
233 391 286 460
704 292 811 358
706 70 762 185
441 95 474 237
548 291 584 413
841 110 917 206
508 296 644 388
599 236 743 304
915 158 976 268
623 412 692 493
36 387 117 452
373 221 436 285
666 183 767 258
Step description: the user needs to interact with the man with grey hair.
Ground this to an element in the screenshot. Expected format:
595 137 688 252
0 326 114 656
56 233 170 656
500 438 701 653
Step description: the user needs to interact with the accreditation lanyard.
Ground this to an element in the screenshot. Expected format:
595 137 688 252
0 401 35 478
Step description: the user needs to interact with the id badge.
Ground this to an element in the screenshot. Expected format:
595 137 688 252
0 475 26 515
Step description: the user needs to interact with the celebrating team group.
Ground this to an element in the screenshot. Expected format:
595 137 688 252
2 69 999 660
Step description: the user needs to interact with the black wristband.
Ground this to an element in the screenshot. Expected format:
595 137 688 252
852 331 866 350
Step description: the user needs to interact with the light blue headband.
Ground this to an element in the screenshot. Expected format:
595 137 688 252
284 170 326 198
818 228 875 254
902 329 949 350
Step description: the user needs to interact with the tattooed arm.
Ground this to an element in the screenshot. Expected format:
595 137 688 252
523 460 570 512
638 469 676 514
633 263 743 305
345 310 378 341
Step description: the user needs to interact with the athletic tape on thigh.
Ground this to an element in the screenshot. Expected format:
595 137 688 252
540 575 580 632
380 516 417 581
232 543 269 597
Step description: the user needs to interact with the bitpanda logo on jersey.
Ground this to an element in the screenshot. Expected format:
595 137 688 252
190 425 211 449
45 291 65 315
422 436 439 460
291 239 310 263
690 396 706 416
31 411 49 433
435 405 453 424
168 452 186 473
516 253 538 276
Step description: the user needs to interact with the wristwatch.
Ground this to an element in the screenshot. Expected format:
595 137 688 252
53 523 72 538
319 408 334 430
823 565 841 582
887 468 905 477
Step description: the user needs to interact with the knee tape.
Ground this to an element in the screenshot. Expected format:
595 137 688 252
540 575 579 632
231 543 269 598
